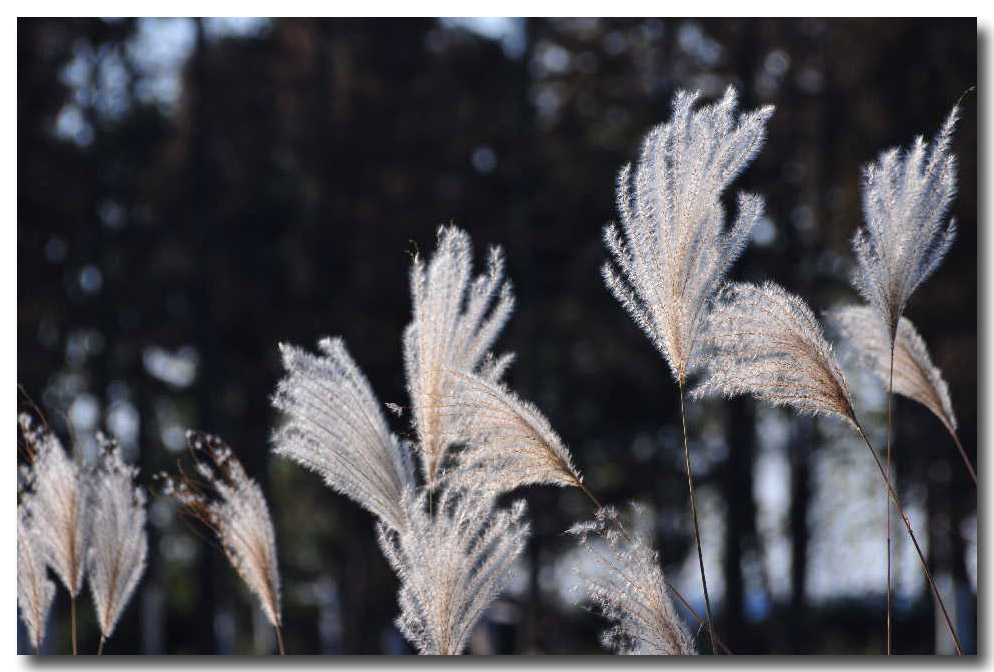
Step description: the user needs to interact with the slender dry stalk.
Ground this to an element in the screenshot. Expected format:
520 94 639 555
161 431 284 645
88 435 148 651
403 225 515 489
18 505 56 653
695 280 962 653
17 413 90 655
569 505 695 655
273 337 415 532
831 305 973 482
437 370 583 497
377 487 529 655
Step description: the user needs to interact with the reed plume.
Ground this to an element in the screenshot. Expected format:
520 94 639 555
601 86 773 383
694 282 856 425
161 431 284 652
695 281 962 653
403 225 514 488
17 413 90 654
439 370 583 498
273 337 415 532
377 488 529 655
18 505 56 653
88 435 148 653
851 106 959 340
831 305 973 483
569 505 694 655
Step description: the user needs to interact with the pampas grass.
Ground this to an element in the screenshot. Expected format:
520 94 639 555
273 337 415 532
161 431 285 654
377 487 529 655
18 505 56 652
403 225 515 488
831 306 973 482
695 280 962 653
569 505 694 655
17 413 90 654
88 435 148 653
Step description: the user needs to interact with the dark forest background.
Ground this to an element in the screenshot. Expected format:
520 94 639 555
17 18 977 655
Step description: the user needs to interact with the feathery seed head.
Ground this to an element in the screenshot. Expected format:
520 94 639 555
851 105 959 339
377 487 529 655
17 413 91 597
602 87 774 383
694 281 857 427
88 435 148 639
437 370 583 498
830 305 957 435
569 504 694 655
18 505 56 652
161 431 283 629
403 225 515 487
272 337 415 532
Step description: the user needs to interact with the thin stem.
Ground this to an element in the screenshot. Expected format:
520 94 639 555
885 344 894 655
70 595 77 656
275 625 286 655
679 380 717 655
949 431 977 485
97 636 106 656
854 422 963 655
576 482 734 655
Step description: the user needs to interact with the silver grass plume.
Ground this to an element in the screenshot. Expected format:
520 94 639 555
161 432 283 630
602 87 774 383
88 435 148 643
831 305 956 435
273 337 415 532
569 505 694 655
18 505 56 652
377 488 529 655
18 413 90 597
852 106 959 340
403 225 515 487
693 282 856 427
439 370 583 498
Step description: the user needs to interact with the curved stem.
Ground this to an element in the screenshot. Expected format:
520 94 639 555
854 422 963 654
949 431 977 485
70 595 77 656
679 380 717 655
886 345 894 655
275 625 286 655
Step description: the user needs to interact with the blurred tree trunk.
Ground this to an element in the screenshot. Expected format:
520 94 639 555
722 397 757 651
788 419 814 652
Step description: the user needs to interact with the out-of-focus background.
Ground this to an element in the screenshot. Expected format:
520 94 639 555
17 18 976 655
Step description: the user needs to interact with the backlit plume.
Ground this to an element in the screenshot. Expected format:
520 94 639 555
161 431 283 630
602 87 773 383
694 282 856 427
377 488 529 655
403 225 515 487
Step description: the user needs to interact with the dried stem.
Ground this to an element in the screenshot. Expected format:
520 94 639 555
885 344 894 655
950 431 977 485
275 625 286 655
97 636 105 656
679 380 717 655
70 595 77 655
854 421 962 654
